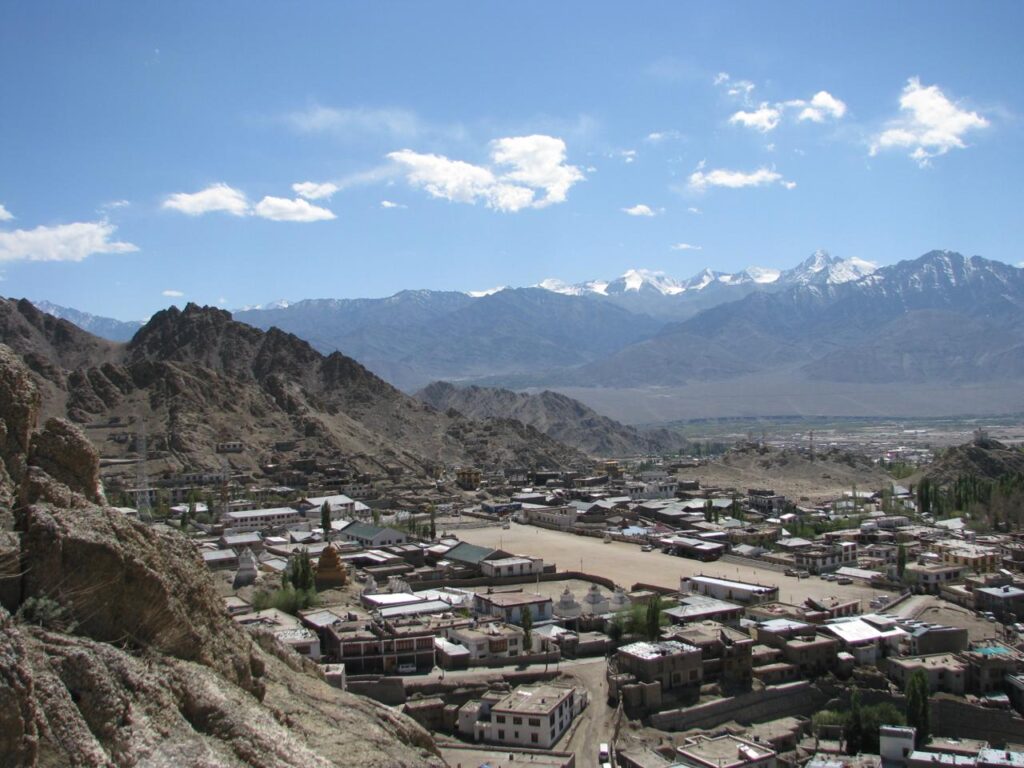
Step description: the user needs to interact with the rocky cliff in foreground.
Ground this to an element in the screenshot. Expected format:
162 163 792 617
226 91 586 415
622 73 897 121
0 343 443 767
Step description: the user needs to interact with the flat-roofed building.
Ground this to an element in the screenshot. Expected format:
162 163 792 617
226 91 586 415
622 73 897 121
223 506 301 532
676 734 776 768
664 595 745 626
887 653 967 695
973 585 1024 622
904 562 965 593
449 622 524 660
475 684 583 749
480 555 544 579
681 575 778 605
614 640 703 692
473 592 553 626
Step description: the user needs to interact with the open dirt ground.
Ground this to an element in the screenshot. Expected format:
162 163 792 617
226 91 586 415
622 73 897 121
459 524 888 607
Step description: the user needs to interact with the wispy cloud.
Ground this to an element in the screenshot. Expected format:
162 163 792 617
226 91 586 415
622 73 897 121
389 134 585 213
162 289 184 297
687 206 702 215
285 104 423 138
622 204 658 217
646 130 684 143
787 91 847 123
0 220 138 262
0 203 13 222
870 78 988 166
163 183 250 216
671 243 702 251
689 166 792 191
380 200 406 209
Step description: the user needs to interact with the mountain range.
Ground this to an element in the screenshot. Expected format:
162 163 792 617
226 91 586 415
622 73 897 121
0 299 589 480
27 250 1024 419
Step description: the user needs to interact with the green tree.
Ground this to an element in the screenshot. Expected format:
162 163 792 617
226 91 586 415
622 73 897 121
428 504 437 540
846 689 864 755
897 543 907 579
906 668 930 746
320 500 332 537
644 596 664 640
521 605 533 652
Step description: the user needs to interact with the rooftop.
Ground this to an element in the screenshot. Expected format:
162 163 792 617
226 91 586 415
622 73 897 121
492 685 575 715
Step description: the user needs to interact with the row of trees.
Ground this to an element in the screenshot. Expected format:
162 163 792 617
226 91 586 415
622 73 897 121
917 473 1024 530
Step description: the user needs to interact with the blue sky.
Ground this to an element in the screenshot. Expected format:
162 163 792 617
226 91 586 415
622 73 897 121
1 2 1021 319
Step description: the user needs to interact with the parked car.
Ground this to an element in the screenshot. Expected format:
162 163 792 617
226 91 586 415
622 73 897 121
641 544 654 552
836 577 853 585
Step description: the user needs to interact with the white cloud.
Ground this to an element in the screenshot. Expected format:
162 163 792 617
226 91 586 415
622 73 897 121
162 289 184 297
729 103 782 132
792 90 847 122
623 204 657 217
163 183 250 216
870 78 989 166
100 199 131 211
380 200 405 209
713 72 730 86
0 220 138 262
687 207 702 215
0 203 13 222
389 134 584 212
620 149 637 163
782 180 797 190
688 166 787 191
285 105 422 138
292 181 339 200
253 196 335 222
671 243 702 251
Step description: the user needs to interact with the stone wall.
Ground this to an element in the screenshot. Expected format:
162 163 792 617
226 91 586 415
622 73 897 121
650 681 824 731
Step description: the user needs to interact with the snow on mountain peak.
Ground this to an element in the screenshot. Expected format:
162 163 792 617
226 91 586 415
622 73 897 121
618 268 685 295
466 286 506 298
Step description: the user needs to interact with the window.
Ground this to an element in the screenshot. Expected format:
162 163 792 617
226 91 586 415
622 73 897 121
496 715 506 723
528 718 540 727
531 733 539 744
498 730 505 740
512 716 522 725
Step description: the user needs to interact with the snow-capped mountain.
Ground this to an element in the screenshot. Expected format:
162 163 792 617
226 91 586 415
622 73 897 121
778 250 877 285
29 300 143 342
535 252 871 299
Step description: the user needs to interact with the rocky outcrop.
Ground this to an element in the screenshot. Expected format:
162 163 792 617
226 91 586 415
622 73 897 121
28 417 103 504
0 344 444 766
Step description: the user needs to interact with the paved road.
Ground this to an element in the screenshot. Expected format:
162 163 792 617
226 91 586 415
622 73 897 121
459 524 888 607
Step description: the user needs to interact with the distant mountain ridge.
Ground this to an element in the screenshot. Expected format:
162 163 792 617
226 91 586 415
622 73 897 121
416 381 685 457
28 251 1024 413
30 300 143 342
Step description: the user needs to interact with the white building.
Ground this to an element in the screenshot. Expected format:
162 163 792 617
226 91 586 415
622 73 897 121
475 685 585 749
222 506 302 532
480 556 544 579
681 575 778 605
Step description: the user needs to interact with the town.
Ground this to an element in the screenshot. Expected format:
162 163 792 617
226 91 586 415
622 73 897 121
117 434 1024 768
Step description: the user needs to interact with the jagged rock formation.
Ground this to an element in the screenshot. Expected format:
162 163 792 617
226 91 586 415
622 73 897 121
0 343 443 766
0 299 588 482
417 381 684 456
